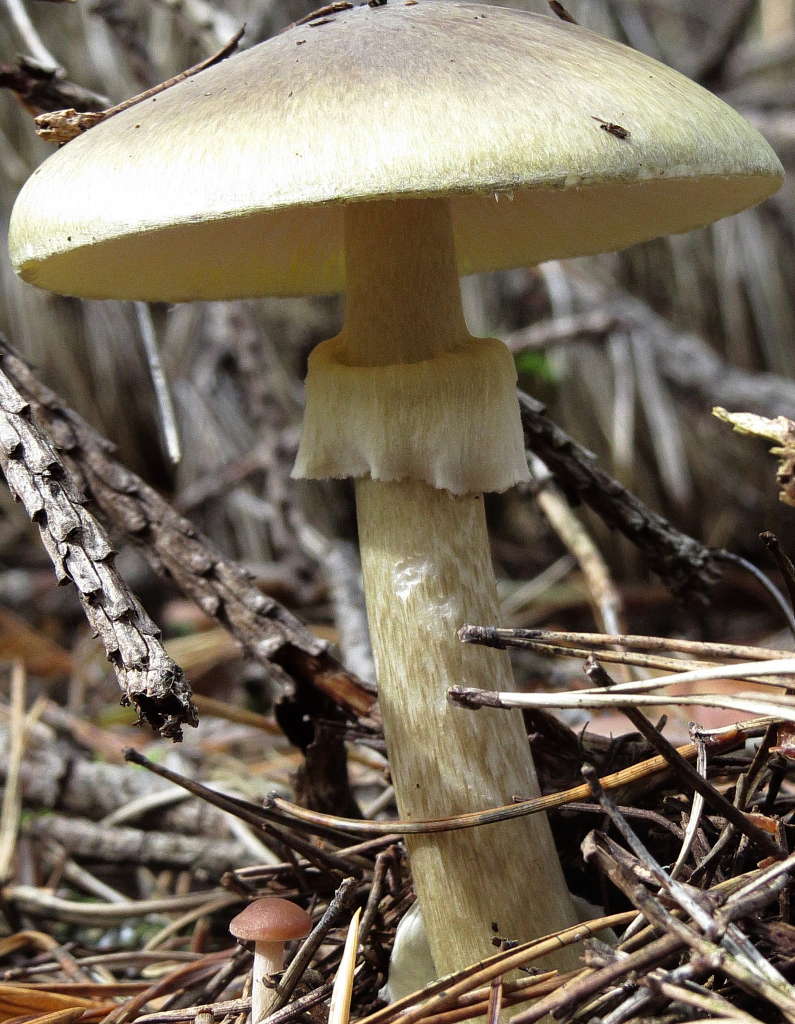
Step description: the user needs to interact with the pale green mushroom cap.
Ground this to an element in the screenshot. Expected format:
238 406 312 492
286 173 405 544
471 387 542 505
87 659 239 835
8 0 784 301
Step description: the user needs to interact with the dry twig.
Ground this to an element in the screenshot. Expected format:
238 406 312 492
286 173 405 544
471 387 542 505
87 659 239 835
0 362 196 739
34 27 245 142
262 724 753 838
0 338 374 723
518 391 723 600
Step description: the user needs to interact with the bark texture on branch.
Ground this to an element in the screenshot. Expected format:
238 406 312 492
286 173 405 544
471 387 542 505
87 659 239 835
26 814 256 873
0 56 108 114
0 725 229 834
0 356 196 739
0 337 375 733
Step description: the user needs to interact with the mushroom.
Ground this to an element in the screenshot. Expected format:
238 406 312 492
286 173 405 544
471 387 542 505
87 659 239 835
229 898 312 1024
8 0 783 983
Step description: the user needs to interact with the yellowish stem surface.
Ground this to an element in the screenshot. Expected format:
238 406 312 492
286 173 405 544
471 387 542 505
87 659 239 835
357 478 578 976
343 197 578 976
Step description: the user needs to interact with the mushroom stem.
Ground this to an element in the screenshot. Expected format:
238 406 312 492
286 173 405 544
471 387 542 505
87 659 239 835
251 940 286 1024
336 197 577 976
356 478 578 975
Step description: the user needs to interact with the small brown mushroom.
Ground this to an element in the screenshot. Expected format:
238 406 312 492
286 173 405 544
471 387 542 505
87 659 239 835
229 898 312 1024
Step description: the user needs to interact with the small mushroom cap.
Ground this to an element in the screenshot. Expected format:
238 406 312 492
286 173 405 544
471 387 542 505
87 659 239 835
9 1 783 301
229 898 312 942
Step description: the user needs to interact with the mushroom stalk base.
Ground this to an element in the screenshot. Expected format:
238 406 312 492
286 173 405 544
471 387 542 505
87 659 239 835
251 941 285 1024
298 196 578 980
356 477 579 977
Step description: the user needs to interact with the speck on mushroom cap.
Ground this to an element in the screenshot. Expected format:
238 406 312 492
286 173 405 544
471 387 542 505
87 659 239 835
9 0 783 301
229 898 312 942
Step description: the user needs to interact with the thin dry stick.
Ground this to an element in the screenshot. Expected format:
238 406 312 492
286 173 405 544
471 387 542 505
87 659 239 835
190 693 281 734
449 686 795 726
581 671 795 696
485 976 502 1024
294 523 375 683
620 727 709 945
135 303 181 465
476 640 747 679
513 928 684 1024
123 748 372 875
581 764 717 936
650 875 795 1017
99 950 233 1024
760 530 795 617
142 895 240 952
265 724 751 838
3 0 61 70
532 846 793 1024
595 960 725 1024
292 3 354 28
354 914 635 1024
459 626 792 685
415 972 566 1024
528 455 624 635
0 338 374 721
40 844 128 904
34 27 245 142
547 1 577 23
134 984 334 1024
646 977 764 1024
460 626 794 662
0 370 195 739
517 390 722 600
4 886 229 925
272 877 360 1014
586 837 795 1023
0 950 204 977
358 848 394 944
713 548 795 638
583 658 785 861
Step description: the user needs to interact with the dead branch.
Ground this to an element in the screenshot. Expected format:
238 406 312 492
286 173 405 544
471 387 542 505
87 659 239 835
0 337 375 724
24 815 257 874
583 657 786 860
34 27 245 143
0 724 232 835
0 56 108 115
518 390 722 600
0 365 195 740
